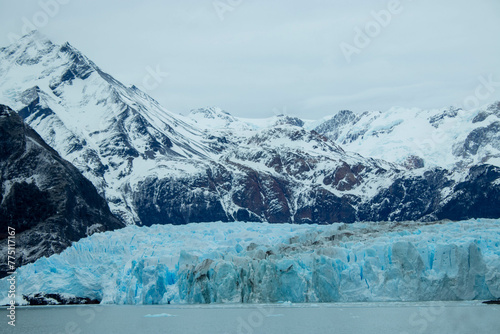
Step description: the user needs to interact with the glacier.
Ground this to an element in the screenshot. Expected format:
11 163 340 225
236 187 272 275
2 219 500 305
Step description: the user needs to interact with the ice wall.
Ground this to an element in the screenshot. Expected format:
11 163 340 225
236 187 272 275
2 220 500 305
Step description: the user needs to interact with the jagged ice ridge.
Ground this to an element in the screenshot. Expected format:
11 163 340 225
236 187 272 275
2 219 499 305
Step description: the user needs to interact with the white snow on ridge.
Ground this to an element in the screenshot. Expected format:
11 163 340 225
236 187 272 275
0 32 219 224
2 219 499 305
306 106 500 169
186 102 500 171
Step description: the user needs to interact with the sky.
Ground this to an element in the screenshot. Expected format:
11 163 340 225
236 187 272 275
0 0 499 119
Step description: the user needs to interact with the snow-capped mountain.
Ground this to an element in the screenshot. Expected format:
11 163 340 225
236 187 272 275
0 31 212 225
188 107 306 131
0 105 123 277
1 32 500 228
310 105 500 170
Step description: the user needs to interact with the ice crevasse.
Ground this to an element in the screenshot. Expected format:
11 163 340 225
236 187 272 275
2 219 500 305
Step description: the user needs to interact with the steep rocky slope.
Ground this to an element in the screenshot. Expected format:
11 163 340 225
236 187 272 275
0 105 124 277
1 32 499 228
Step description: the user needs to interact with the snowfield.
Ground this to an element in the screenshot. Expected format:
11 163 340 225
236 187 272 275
2 219 500 305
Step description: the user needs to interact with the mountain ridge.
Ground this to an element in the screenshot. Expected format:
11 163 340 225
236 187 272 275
1 32 499 228
0 104 124 278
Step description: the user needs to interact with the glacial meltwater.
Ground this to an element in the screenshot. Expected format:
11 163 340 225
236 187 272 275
1 301 499 334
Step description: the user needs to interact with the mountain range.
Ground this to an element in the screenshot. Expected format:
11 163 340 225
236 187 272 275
1 31 500 269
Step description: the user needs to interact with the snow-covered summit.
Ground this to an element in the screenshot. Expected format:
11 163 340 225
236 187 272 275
189 107 232 119
310 104 500 170
2 32 500 227
188 107 244 130
0 32 213 224
0 30 55 63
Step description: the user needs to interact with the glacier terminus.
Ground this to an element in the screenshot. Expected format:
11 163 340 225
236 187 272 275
1 219 499 305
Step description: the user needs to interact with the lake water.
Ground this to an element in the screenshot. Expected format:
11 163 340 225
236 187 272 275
1 301 499 334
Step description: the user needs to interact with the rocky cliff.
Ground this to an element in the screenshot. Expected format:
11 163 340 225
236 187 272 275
0 105 124 277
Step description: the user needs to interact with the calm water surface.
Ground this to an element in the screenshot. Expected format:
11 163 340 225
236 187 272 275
1 301 498 334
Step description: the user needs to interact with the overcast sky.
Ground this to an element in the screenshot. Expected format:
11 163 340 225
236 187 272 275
0 0 499 119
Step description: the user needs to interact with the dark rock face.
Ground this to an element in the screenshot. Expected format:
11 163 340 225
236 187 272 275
359 169 452 222
132 159 500 225
403 155 425 170
130 120 500 226
133 173 231 226
274 115 305 127
23 293 100 305
428 107 459 128
456 122 500 157
0 105 124 278
294 189 357 224
483 299 500 305
437 165 500 220
313 110 356 141
230 169 293 224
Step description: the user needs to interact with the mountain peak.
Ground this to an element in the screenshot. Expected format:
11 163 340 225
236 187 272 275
1 31 57 68
2 32 91 71
273 114 304 127
189 107 231 118
8 30 54 52
59 41 82 55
